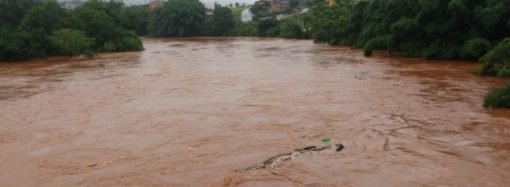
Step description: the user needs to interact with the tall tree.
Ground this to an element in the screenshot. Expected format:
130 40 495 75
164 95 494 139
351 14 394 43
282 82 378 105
148 0 206 37
250 1 270 20
0 0 41 28
17 0 66 57
208 5 235 36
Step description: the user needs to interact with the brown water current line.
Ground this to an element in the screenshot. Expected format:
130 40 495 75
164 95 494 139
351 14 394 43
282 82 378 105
0 37 509 187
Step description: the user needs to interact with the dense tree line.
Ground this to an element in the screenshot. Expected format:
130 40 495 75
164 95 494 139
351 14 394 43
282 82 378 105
0 0 143 61
313 0 509 60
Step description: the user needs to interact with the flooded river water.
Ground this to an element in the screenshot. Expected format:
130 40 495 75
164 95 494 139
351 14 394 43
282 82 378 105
1 38 510 186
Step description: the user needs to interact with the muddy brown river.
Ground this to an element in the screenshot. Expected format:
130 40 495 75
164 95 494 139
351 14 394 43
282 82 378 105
1 38 510 186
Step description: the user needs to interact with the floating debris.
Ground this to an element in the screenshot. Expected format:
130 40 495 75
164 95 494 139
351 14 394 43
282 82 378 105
354 71 369 80
246 144 345 171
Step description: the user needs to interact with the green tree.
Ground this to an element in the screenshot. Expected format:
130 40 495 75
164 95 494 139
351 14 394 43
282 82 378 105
17 0 67 57
18 0 66 35
257 18 280 37
233 22 258 36
102 28 144 52
484 83 510 108
124 5 149 36
309 2 353 45
81 0 140 32
69 5 143 52
0 26 28 61
480 38 510 77
250 1 270 20
148 0 206 37
303 0 510 60
0 0 41 28
208 5 235 36
49 29 94 56
70 7 116 49
0 0 144 62
280 15 312 39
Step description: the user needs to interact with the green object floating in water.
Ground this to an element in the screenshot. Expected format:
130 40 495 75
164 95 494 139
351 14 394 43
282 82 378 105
321 138 330 143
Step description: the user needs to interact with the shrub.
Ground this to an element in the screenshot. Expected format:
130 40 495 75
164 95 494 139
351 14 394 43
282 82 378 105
422 44 442 59
257 18 279 36
0 26 27 61
280 17 310 39
233 22 258 36
363 35 390 56
480 38 510 77
265 26 281 37
49 29 94 57
101 28 143 52
462 38 491 59
483 83 510 108
208 5 236 36
422 42 462 59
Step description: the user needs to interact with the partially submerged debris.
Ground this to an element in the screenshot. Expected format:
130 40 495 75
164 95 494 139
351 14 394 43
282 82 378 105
246 144 345 171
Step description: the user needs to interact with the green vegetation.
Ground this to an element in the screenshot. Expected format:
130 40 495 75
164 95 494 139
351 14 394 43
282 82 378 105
230 5 248 23
484 84 510 108
280 15 312 39
250 1 270 20
49 29 94 57
207 5 236 36
0 26 29 61
233 21 258 36
480 38 510 77
70 1 143 52
0 0 41 28
0 0 143 61
304 0 510 61
123 5 150 36
148 0 206 37
257 18 281 37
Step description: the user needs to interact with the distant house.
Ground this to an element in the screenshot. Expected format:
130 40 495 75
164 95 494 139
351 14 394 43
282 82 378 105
149 0 163 10
241 8 253 22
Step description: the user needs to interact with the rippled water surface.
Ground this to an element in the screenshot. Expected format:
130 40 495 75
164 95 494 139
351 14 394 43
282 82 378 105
1 38 509 186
